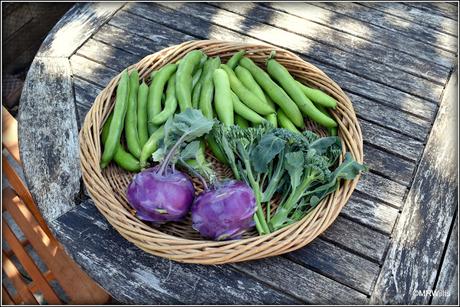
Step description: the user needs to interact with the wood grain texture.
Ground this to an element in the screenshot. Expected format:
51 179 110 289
356 172 406 208
371 71 458 304
232 256 368 304
50 201 302 305
342 192 399 235
214 1 446 101
287 238 380 295
37 2 124 57
432 215 458 305
404 2 458 21
262 2 455 74
18 57 80 222
361 2 458 36
320 216 389 263
314 2 457 53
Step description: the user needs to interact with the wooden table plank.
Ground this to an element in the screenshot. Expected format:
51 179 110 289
146 2 436 120
320 216 389 263
361 2 458 37
215 2 447 101
37 2 124 58
356 172 406 208
18 57 80 222
262 2 455 74
233 257 368 304
431 214 458 305
342 193 399 235
405 2 458 21
370 70 457 304
287 238 380 295
314 2 457 53
50 201 304 305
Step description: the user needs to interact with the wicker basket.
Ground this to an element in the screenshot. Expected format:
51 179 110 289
79 40 363 264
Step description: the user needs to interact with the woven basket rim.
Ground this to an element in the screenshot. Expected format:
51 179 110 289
79 40 363 264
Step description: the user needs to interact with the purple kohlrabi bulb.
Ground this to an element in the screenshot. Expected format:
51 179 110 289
191 180 257 240
126 166 195 223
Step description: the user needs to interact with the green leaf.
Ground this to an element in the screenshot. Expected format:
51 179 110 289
284 151 304 190
308 136 341 155
172 108 214 142
180 140 201 161
307 152 367 206
251 133 286 173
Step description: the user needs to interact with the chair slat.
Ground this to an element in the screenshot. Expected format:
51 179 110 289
4 238 29 257
2 285 15 305
2 155 53 237
2 219 62 304
2 251 38 304
2 106 20 164
2 187 109 304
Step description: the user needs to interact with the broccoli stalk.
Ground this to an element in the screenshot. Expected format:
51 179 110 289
269 164 326 230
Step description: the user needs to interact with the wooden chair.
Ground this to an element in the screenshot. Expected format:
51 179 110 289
2 106 111 304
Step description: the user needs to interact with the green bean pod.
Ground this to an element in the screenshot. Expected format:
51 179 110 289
278 109 301 134
140 125 165 168
267 59 337 128
125 70 142 158
101 70 130 168
102 112 140 172
316 104 338 136
176 50 204 112
296 80 337 109
226 50 246 69
192 68 203 89
206 135 227 164
231 92 266 125
220 64 274 116
235 115 249 128
263 93 278 127
199 57 221 119
213 68 234 125
147 64 177 134
239 57 304 128
235 65 267 104
137 81 149 147
151 73 177 125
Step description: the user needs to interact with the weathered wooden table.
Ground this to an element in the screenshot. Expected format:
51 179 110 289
18 2 458 304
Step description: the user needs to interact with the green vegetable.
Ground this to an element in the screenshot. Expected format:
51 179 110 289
209 123 366 234
296 80 337 109
176 50 204 112
277 109 301 134
226 50 246 69
235 65 267 104
125 70 142 158
152 73 178 125
101 70 129 168
235 115 249 128
231 92 265 125
139 125 165 168
101 112 140 172
316 104 338 136
199 57 221 119
147 63 177 134
220 64 275 116
151 109 215 170
266 58 337 128
263 93 278 127
137 81 149 147
213 68 234 125
239 57 304 128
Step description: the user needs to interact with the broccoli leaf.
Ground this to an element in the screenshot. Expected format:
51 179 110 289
251 133 286 173
284 151 304 190
307 152 368 206
180 140 201 161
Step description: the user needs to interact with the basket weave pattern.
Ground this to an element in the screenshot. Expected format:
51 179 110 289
79 40 363 264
